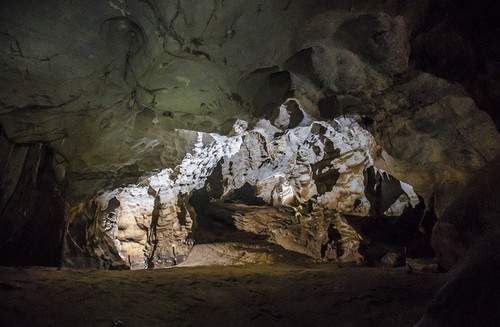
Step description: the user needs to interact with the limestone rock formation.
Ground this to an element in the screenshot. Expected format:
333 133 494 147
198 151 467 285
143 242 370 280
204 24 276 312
370 72 500 214
178 243 296 267
205 201 363 264
64 130 243 268
221 115 380 215
380 252 405 268
62 109 428 268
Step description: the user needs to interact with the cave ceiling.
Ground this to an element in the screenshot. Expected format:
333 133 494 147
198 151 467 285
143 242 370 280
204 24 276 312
1 0 498 203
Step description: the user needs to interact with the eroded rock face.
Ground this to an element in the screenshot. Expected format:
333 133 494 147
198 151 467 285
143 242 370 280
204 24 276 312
411 0 500 129
65 110 425 268
65 130 243 268
204 202 363 264
179 243 274 267
221 114 380 215
370 72 500 214
1 0 495 207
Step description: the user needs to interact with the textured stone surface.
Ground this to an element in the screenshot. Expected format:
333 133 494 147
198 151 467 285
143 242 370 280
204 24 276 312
380 252 405 268
65 113 396 267
205 201 363 264
221 116 380 215
177 243 308 267
431 156 500 270
64 130 243 268
416 232 500 327
2 1 500 326
1 1 496 206
64 200 127 269
371 73 500 214
61 106 432 268
411 0 500 128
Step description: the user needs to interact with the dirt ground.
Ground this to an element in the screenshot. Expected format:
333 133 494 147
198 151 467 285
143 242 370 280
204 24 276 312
0 263 446 327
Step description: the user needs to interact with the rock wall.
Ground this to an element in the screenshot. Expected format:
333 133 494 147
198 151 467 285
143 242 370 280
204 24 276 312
64 130 242 268
221 112 381 216
431 156 500 270
204 201 363 264
416 231 500 327
412 0 500 129
64 109 425 268
370 72 500 214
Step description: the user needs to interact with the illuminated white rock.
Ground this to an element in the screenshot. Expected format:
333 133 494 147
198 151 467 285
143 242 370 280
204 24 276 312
95 131 244 268
221 115 380 215
400 181 420 208
96 103 419 268
384 193 411 216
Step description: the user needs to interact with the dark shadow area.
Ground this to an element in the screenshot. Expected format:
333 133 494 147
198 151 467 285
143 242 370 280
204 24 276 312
346 167 436 266
223 182 266 206
347 202 436 266
189 186 268 245
285 48 322 87
0 129 65 267
333 14 394 65
251 70 293 118
411 0 500 128
0 264 447 327
318 93 342 120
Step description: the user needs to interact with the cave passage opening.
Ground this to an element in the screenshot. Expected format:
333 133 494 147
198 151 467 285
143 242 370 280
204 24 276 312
75 112 437 270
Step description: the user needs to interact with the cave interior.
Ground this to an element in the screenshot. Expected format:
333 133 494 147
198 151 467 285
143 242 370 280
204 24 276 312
1 0 500 326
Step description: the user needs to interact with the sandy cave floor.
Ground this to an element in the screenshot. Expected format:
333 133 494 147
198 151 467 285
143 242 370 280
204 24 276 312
0 262 447 327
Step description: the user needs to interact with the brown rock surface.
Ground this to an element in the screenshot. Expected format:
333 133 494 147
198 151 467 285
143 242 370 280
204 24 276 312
205 201 363 264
